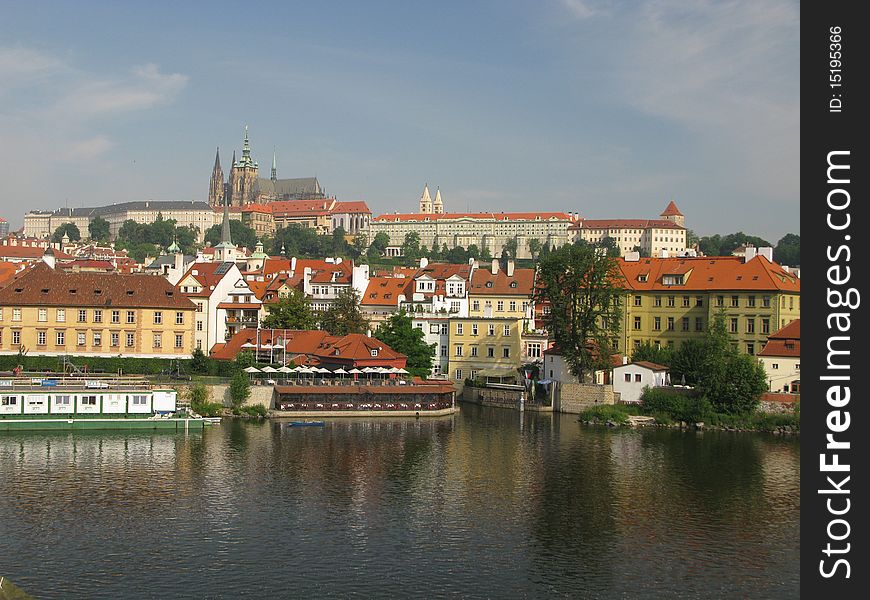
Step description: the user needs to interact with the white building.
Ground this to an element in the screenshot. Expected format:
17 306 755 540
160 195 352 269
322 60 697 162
570 201 687 257
758 319 800 393
612 361 669 404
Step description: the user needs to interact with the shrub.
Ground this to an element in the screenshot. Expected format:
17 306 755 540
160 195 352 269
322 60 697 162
188 383 224 417
229 371 251 408
239 404 267 417
579 404 630 425
641 387 712 423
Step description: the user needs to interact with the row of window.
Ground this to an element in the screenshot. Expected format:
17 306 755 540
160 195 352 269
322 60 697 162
0 330 185 349
1 308 186 325
454 323 512 336
471 300 528 312
453 345 511 358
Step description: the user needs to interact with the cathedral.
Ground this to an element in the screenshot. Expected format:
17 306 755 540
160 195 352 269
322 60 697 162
208 127 325 207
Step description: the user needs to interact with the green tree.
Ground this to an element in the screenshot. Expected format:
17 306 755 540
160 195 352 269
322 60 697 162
52 223 81 243
534 243 623 380
374 310 435 378
320 288 368 336
261 289 317 330
331 226 350 256
774 233 800 266
235 350 255 369
367 231 390 259
402 231 422 261
694 312 766 414
229 371 251 409
351 234 368 258
528 238 542 260
190 347 210 374
204 220 257 251
88 216 111 242
501 238 518 260
668 338 708 385
630 341 672 366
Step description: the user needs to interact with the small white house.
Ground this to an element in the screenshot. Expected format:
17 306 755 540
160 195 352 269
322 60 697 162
613 361 669 404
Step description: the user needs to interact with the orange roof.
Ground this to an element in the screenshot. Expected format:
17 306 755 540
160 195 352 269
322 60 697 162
576 219 683 230
617 255 800 292
660 201 683 217
178 261 237 297
270 200 335 215
331 201 371 214
362 277 414 306
758 319 800 358
415 262 472 281
469 267 536 296
0 246 74 260
372 211 572 222
211 328 406 366
619 361 669 371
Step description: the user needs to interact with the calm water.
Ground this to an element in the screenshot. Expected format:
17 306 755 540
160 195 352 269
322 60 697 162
1 406 799 599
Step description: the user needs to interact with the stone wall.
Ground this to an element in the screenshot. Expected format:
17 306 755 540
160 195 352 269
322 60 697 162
554 382 615 414
461 387 552 412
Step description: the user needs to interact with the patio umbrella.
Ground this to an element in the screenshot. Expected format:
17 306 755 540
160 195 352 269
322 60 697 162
348 368 362 374
241 342 256 349
261 366 277 373
277 366 292 373
396 368 409 374
333 367 348 375
243 366 261 373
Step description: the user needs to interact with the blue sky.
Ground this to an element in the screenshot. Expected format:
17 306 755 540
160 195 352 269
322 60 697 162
0 0 799 242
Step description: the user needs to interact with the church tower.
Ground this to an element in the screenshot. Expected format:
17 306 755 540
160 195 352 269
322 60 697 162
228 126 259 206
215 196 237 263
419 184 433 214
208 147 225 207
433 187 444 214
660 200 685 228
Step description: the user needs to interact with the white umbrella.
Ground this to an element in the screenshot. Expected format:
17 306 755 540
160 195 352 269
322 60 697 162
317 367 331 374
261 366 277 373
243 366 261 373
241 342 256 348
348 368 362 374
277 366 292 373
297 366 313 374
333 368 348 375
396 368 409 374
388 367 402 374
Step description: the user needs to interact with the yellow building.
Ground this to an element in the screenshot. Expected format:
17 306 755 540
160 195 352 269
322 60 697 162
447 316 523 388
616 254 800 356
0 261 196 359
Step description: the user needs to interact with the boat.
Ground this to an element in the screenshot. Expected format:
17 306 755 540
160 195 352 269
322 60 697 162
287 421 325 427
0 376 218 431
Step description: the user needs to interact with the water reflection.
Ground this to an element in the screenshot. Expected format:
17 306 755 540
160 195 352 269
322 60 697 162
0 410 799 599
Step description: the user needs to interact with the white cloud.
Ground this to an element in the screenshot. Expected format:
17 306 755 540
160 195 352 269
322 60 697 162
0 46 67 94
558 0 606 19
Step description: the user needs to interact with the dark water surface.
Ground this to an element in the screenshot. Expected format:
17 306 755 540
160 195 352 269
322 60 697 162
1 406 799 599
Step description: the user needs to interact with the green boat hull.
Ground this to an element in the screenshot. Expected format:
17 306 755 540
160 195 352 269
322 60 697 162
0 418 206 431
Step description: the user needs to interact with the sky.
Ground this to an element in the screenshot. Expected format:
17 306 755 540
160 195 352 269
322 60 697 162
0 0 799 242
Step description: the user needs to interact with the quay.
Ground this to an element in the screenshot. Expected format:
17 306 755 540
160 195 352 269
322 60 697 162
271 382 457 417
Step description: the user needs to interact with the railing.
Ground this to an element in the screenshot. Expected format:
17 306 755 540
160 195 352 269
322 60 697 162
1 374 154 391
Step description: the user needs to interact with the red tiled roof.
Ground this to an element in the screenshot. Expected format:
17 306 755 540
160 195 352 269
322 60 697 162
620 361 669 371
768 319 800 340
178 262 237 297
469 266 536 296
372 211 572 222
617 255 800 292
758 319 800 358
331 201 371 214
0 263 195 309
660 201 683 217
361 277 414 306
0 246 74 260
576 219 683 230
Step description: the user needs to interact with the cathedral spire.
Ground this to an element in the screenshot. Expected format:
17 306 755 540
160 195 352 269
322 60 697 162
419 183 433 214
220 195 232 247
271 148 277 182
433 187 444 214
213 147 221 169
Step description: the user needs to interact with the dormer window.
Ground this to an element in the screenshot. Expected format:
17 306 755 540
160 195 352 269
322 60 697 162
510 281 518 288
370 349 378 357
662 274 684 286
638 274 648 283
486 281 493 288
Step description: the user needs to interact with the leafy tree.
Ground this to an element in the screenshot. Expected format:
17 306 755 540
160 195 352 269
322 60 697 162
235 350 255 369
351 234 368 258
698 232 772 257
774 233 800 266
52 223 81 243
501 238 518 260
88 216 111 242
331 226 351 256
229 371 251 409
686 229 700 248
528 238 542 260
402 231 422 261
190 347 210 374
630 341 672 366
122 242 159 263
367 231 390 259
445 246 471 264
534 243 624 380
597 236 621 257
261 289 317 330
693 312 766 414
374 310 435 378
320 288 368 336
668 338 708 385
480 246 493 261
204 220 257 251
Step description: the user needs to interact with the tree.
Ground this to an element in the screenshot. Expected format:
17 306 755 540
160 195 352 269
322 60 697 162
367 231 390 259
190 347 210 374
693 312 766 414
351 234 368 258
501 238 518 260
88 216 111 242
52 223 81 243
229 371 251 409
402 231 422 261
319 288 368 336
534 243 623 380
774 233 800 266
630 341 672 366
528 238 542 260
261 289 317 330
204 220 257 251
668 338 708 385
235 350 255 369
331 226 350 256
374 310 435 378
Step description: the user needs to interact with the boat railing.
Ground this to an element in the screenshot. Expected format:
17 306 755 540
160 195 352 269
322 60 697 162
0 374 155 391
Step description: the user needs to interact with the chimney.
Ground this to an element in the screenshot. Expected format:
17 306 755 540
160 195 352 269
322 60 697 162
757 246 774 262
290 256 297 272
491 259 499 275
624 251 640 262
419 257 429 269
42 247 56 269
506 259 515 277
623 355 628 365
743 246 757 262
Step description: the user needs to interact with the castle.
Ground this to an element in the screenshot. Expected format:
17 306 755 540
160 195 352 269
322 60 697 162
208 127 324 207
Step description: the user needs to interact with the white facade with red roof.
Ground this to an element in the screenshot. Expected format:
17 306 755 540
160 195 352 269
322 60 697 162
570 201 687 257
758 319 800 393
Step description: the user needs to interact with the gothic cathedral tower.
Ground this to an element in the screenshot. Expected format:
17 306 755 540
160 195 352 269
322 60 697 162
208 147 225 207
228 126 259 206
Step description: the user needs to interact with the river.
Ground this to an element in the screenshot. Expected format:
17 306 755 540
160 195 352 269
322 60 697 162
0 405 799 598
